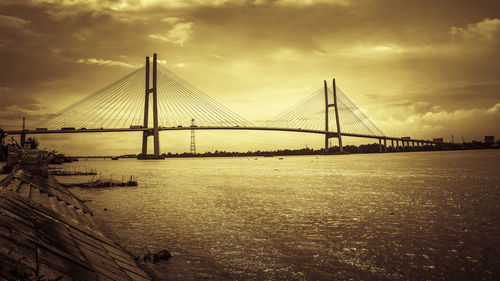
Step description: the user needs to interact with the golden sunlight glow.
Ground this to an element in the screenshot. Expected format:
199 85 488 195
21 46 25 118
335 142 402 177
1 0 499 154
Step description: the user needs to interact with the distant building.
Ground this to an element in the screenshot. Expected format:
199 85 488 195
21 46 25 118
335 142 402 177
485 136 495 144
433 138 444 143
401 136 411 140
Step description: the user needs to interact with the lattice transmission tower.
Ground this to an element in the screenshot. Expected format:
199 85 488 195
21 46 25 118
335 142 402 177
190 118 196 154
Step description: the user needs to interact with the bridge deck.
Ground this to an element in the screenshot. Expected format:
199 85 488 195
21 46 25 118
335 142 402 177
5 126 435 144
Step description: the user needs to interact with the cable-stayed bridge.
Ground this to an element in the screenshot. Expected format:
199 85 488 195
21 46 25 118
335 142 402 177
6 54 438 158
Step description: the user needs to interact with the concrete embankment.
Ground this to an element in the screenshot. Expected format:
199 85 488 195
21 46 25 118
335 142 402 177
0 168 152 280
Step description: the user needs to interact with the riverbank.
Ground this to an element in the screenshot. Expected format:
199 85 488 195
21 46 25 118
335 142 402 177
72 143 499 159
0 167 152 280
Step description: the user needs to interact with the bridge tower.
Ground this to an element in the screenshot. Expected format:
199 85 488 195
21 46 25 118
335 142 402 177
324 79 343 153
190 118 196 154
140 53 162 159
20 117 26 148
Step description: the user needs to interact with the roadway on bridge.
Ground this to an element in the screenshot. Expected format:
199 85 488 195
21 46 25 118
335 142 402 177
5 126 435 144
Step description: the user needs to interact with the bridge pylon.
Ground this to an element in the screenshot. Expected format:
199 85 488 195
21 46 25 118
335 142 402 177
139 53 163 159
190 118 196 154
324 79 343 153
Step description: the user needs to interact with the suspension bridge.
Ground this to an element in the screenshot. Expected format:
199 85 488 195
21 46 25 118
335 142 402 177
5 54 438 158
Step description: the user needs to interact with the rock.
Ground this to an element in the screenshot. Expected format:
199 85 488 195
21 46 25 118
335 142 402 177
153 250 172 263
136 249 171 263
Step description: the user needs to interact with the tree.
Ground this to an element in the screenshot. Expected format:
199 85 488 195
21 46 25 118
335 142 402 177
8 137 20 147
0 128 5 161
0 128 6 146
27 137 39 149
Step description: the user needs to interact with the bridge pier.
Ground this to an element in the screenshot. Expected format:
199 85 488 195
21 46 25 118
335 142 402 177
383 139 387 152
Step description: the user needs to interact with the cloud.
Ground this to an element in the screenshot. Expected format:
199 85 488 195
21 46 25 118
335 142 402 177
0 109 47 122
334 44 407 58
73 28 93 40
77 58 140 68
375 102 500 140
0 14 30 28
1 0 500 152
486 103 500 114
161 17 182 24
451 18 500 40
0 87 41 112
275 0 350 6
207 53 223 59
410 101 442 115
149 22 193 46
30 0 350 10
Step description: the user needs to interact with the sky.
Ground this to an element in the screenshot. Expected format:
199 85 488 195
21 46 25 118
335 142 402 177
0 0 499 155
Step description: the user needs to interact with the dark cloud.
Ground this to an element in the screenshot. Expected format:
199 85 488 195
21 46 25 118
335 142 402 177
0 14 30 28
0 0 499 151
0 87 41 110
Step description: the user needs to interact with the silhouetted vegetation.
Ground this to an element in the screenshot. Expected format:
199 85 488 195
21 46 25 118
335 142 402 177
115 140 499 159
0 129 6 161
48 151 78 164
0 130 76 164
27 137 39 149
0 132 40 161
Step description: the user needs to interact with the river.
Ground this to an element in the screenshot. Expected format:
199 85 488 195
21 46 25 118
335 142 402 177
57 150 500 280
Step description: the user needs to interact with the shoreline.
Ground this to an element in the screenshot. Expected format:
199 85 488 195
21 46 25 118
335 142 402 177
69 146 499 159
0 167 153 280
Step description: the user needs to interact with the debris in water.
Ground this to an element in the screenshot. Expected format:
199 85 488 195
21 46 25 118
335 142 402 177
51 169 97 176
135 246 171 263
61 175 138 188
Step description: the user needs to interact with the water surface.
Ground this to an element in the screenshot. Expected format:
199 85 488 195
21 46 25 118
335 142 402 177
60 150 500 280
